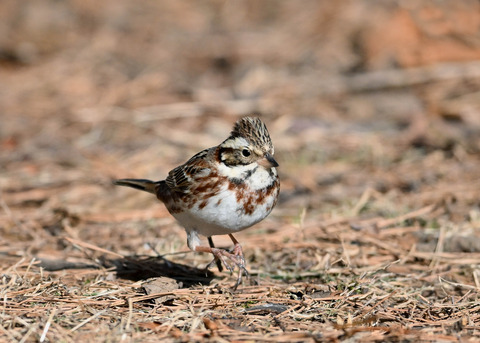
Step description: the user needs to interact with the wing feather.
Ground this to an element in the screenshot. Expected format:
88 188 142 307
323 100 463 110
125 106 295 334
165 148 212 193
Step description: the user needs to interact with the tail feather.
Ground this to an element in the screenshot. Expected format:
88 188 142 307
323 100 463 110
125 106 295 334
113 178 158 194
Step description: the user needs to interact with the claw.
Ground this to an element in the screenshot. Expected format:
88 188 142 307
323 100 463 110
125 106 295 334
231 242 246 265
211 248 242 272
194 235 250 289
205 248 248 289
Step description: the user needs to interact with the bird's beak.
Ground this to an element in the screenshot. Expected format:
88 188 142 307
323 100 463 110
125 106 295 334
258 153 279 168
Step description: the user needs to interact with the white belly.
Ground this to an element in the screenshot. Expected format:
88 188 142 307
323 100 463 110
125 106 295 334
172 181 277 237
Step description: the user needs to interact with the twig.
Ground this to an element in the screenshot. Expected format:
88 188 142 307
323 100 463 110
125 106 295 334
39 309 57 342
375 205 436 229
429 226 446 269
70 309 108 332
439 277 479 291
64 237 124 259
125 299 133 331
351 188 375 216
320 61 480 95
356 291 398 320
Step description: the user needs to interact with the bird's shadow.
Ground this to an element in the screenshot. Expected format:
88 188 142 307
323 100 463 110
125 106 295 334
37 255 215 288
99 255 215 287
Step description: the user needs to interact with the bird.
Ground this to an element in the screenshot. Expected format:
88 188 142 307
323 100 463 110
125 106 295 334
113 116 280 288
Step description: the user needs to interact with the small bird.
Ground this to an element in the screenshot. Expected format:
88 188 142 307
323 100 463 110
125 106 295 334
114 117 280 288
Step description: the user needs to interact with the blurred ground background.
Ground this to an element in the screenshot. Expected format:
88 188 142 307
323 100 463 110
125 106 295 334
1 1 480 342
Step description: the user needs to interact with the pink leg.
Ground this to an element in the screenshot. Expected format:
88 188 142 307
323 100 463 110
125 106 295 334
228 234 246 265
228 234 248 288
195 235 248 289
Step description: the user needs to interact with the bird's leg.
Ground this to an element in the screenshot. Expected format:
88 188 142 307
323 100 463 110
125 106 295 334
206 236 224 272
228 234 249 288
194 244 248 290
194 246 237 273
228 234 247 265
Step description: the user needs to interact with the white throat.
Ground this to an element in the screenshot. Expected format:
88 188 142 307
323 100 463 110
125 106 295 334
217 162 276 190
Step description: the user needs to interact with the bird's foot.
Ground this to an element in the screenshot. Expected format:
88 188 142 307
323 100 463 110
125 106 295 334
211 248 248 290
197 246 248 290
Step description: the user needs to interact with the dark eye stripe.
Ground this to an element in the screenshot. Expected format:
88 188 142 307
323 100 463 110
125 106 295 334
218 147 252 166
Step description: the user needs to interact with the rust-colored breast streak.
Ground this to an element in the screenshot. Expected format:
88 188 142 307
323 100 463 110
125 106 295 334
185 168 224 210
238 178 280 216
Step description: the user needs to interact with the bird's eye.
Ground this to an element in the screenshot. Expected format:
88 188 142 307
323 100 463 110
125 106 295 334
242 149 251 157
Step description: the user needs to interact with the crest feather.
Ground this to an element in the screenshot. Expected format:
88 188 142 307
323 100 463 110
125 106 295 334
230 117 273 152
